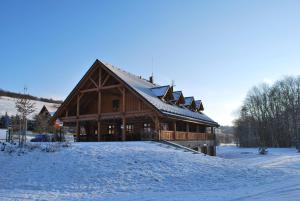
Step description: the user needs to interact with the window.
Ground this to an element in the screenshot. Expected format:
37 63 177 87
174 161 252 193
144 123 151 133
160 123 168 131
126 124 134 134
112 99 120 112
108 124 115 135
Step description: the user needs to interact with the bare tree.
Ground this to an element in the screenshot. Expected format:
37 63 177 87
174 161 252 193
15 87 35 146
235 76 300 152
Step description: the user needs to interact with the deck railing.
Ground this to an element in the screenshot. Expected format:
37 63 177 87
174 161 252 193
160 130 215 141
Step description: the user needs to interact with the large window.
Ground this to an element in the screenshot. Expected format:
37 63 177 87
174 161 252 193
108 124 115 135
143 123 151 133
112 99 120 112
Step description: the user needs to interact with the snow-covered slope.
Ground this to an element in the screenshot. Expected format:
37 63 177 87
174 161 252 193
0 142 299 201
0 96 60 119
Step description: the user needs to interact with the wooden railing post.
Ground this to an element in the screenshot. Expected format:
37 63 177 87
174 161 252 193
173 121 176 140
97 120 101 142
122 87 126 141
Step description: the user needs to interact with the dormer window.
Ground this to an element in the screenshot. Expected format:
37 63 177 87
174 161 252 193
150 85 174 102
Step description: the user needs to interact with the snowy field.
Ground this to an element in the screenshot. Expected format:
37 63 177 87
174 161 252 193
0 96 60 119
0 142 299 201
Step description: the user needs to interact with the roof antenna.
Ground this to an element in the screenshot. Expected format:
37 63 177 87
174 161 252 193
171 80 176 87
149 57 154 84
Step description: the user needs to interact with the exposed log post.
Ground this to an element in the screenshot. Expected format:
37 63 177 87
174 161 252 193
186 123 189 140
76 94 81 141
122 116 126 141
122 87 126 141
76 120 80 142
173 121 176 140
77 94 80 117
155 116 160 141
211 127 216 144
97 67 102 142
122 87 126 113
97 120 101 142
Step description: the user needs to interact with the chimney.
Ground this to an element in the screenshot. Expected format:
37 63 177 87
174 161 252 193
149 75 154 84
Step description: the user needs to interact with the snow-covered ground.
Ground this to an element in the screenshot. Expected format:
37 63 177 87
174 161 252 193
0 129 7 141
0 96 60 119
0 142 299 201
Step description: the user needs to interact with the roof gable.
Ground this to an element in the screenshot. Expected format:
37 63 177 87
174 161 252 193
195 100 204 111
151 86 170 98
172 91 185 105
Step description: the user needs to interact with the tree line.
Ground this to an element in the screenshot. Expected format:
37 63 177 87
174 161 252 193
0 88 62 104
234 76 300 151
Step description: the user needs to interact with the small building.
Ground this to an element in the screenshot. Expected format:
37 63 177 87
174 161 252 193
54 60 219 155
39 105 58 118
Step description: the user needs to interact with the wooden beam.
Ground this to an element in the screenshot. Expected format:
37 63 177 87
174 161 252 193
81 88 98 93
61 116 77 122
102 84 122 90
90 78 98 88
122 87 126 113
81 84 122 93
77 94 80 117
78 114 98 121
98 67 102 88
102 74 110 86
117 87 123 94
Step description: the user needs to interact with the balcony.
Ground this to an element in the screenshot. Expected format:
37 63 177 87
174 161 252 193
160 130 215 141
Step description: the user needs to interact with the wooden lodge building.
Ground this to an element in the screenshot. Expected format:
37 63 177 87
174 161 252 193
54 60 219 155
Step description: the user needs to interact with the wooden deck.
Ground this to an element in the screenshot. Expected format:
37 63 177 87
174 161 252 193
160 130 215 141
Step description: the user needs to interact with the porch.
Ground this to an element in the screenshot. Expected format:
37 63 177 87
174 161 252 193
160 130 215 141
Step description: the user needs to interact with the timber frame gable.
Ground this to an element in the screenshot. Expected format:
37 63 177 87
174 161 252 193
55 60 163 120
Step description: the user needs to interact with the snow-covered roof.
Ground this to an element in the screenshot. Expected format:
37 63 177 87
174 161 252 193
173 91 183 101
184 97 195 106
150 86 170 97
195 100 204 111
39 105 59 117
101 60 218 126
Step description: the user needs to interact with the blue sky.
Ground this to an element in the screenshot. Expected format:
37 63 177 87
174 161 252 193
1 0 300 125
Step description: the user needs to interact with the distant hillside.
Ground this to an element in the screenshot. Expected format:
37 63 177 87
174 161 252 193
0 89 62 119
0 89 63 104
